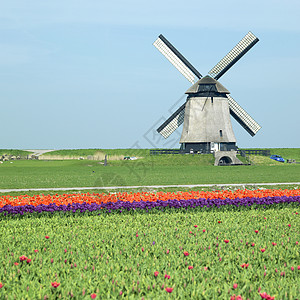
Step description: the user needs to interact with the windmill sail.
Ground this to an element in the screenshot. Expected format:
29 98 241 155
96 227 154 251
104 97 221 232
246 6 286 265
227 94 261 136
157 103 186 138
208 32 259 80
153 34 202 84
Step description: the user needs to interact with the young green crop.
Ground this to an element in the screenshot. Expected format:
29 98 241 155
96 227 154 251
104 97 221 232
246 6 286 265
0 159 300 190
0 206 299 299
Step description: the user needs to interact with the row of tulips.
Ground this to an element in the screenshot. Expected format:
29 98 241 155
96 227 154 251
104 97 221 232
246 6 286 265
1 195 299 216
1 195 299 299
1 189 300 208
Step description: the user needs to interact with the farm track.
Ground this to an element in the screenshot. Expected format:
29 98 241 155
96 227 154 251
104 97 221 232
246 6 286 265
0 182 300 193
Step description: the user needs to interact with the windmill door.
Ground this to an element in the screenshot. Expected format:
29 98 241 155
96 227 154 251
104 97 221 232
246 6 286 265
210 142 220 152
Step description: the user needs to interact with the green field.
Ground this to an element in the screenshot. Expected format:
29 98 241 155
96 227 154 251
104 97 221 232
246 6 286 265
0 149 299 192
38 148 300 162
1 149 300 299
1 206 299 299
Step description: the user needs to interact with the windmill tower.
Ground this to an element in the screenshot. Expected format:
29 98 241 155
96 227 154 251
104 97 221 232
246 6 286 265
153 32 261 161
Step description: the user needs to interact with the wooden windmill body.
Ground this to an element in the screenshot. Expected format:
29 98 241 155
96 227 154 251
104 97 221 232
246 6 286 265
153 32 261 157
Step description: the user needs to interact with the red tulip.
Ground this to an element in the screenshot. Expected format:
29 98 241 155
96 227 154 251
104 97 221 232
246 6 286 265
188 266 193 270
154 271 159 277
230 295 243 300
34 249 38 253
272 242 277 246
288 224 291 227
183 251 189 256
26 258 31 263
165 287 173 293
0 282 3 289
51 282 60 288
90 294 97 299
194 225 198 228
260 248 266 253
255 230 259 234
19 255 27 261
224 240 229 243
45 236 49 239
233 283 238 289
259 292 274 299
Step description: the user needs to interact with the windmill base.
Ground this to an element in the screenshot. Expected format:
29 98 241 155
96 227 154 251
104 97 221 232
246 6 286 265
180 142 237 154
214 151 243 166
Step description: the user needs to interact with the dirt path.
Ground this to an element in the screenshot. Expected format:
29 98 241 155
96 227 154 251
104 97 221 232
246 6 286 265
0 182 299 193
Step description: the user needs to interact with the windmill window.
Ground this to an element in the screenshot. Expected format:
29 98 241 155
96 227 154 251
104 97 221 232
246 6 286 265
219 130 223 137
211 97 213 103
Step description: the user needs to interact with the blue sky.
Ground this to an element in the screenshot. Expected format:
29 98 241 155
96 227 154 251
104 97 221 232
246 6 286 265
0 0 299 149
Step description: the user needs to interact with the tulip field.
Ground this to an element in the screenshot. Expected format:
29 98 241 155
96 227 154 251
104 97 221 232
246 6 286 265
0 189 300 299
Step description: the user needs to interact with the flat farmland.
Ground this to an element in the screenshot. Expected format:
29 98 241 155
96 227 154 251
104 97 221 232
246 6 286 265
1 149 300 299
0 156 299 190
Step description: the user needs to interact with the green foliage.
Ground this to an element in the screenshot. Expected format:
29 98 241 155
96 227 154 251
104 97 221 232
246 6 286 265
0 207 299 299
269 148 300 161
0 149 32 156
0 159 300 190
38 148 300 163
242 148 300 162
43 149 151 158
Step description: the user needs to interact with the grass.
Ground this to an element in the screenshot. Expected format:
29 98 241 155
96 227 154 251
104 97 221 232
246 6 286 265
0 158 299 190
0 148 299 298
0 149 32 156
0 205 299 299
39 149 151 160
0 148 299 195
34 148 300 161
269 148 300 161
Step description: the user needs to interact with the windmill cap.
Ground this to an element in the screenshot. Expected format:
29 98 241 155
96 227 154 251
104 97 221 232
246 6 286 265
185 75 230 94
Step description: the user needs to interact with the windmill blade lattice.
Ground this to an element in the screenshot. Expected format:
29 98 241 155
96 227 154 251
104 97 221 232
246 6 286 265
153 34 202 84
153 32 261 142
227 94 261 136
208 32 259 80
157 103 186 138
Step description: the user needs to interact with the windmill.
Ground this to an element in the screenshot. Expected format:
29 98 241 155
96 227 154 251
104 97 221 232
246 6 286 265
153 32 261 157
